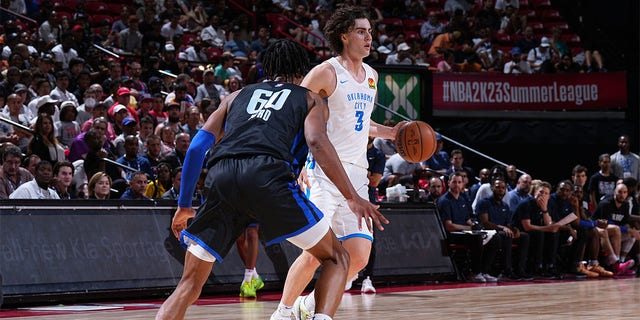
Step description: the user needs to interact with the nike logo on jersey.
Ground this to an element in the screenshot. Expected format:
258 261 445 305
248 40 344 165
339 80 348 84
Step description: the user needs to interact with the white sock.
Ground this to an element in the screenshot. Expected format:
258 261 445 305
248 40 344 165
312 314 332 320
589 260 599 267
277 302 293 315
252 268 260 280
243 268 253 283
304 291 316 312
621 256 627 262
608 254 619 265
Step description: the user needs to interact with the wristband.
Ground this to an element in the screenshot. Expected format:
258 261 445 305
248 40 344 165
178 129 215 208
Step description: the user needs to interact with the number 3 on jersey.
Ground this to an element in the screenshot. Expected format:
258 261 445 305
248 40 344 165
247 89 292 121
354 110 364 131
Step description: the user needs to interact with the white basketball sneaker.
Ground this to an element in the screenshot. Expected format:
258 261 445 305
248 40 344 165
360 276 376 293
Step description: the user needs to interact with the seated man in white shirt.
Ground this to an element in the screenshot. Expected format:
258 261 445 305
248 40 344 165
9 160 60 199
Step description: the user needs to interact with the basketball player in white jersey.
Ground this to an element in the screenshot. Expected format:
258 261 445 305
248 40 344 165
271 6 403 320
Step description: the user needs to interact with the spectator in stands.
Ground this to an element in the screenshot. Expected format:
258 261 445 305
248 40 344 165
214 52 235 86
224 25 250 58
588 153 618 208
116 135 153 181
52 161 74 199
181 106 202 139
27 113 66 166
118 15 143 56
425 176 445 204
610 135 640 182
512 181 562 278
161 165 182 200
439 171 500 283
0 66 21 107
136 116 154 156
570 184 615 277
372 119 397 158
163 132 191 171
498 5 525 36
0 144 33 199
555 53 583 73
145 161 173 199
200 14 226 49
0 93 29 148
379 152 422 196
477 177 531 280
444 0 475 16
88 171 112 200
113 117 141 157
385 42 414 65
508 173 533 215
159 0 183 22
9 160 59 199
445 149 475 182
592 183 638 275
51 32 78 71
420 11 446 45
112 5 133 34
581 39 607 73
479 42 505 71
503 47 532 74
422 133 449 176
470 168 490 200
159 43 180 75
50 70 78 106
55 101 80 148
38 10 60 46
119 171 150 200
472 165 509 213
514 25 537 54
527 36 552 73
185 1 208 33
184 36 208 63
22 154 41 178
548 180 591 277
475 0 501 31
195 69 222 107
159 125 176 157
144 134 163 169
428 30 461 59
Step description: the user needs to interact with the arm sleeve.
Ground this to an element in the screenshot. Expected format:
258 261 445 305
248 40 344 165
177 129 215 207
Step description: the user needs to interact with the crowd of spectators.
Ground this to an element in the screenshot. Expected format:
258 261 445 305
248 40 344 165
0 0 628 287
373 128 640 281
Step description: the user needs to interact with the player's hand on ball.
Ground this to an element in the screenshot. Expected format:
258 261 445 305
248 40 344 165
390 121 409 141
172 207 196 238
346 197 389 232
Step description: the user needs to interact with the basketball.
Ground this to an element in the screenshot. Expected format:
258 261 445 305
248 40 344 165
395 121 438 163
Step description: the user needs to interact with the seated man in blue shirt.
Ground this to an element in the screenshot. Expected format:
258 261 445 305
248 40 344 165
438 171 500 283
120 171 150 200
477 177 531 280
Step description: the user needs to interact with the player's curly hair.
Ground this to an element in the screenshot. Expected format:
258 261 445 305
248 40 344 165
261 39 309 82
324 6 371 54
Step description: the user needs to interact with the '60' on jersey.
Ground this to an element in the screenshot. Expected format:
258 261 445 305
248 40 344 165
247 88 292 121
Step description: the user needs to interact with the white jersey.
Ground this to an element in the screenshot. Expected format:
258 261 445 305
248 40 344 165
308 58 377 176
305 58 377 239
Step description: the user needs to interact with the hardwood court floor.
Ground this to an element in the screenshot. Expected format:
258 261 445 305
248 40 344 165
2 277 639 319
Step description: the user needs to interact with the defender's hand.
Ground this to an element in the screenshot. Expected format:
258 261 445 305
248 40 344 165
172 207 196 238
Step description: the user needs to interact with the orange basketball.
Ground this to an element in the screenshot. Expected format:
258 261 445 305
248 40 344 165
395 121 438 163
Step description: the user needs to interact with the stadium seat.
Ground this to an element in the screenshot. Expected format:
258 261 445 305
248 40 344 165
85 1 107 14
405 31 421 42
381 18 403 30
90 14 113 27
182 33 197 46
544 21 569 33
404 19 426 32
531 0 552 9
539 9 562 21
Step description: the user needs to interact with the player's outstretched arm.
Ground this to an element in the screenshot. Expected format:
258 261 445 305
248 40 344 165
172 91 240 237
304 92 389 232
